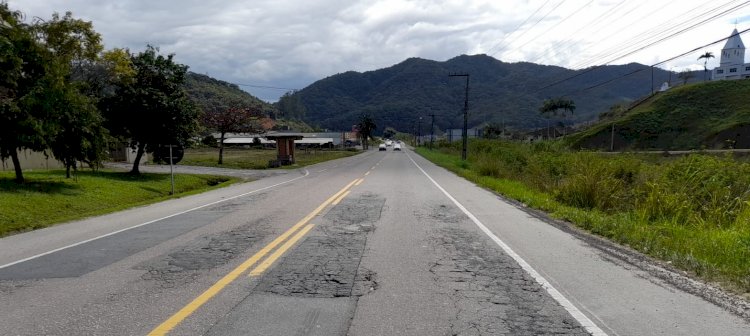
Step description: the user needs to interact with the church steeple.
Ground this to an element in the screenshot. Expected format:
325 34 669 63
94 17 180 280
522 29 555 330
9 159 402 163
720 28 746 66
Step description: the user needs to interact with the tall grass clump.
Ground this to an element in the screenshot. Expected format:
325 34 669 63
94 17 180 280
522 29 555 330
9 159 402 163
554 153 644 211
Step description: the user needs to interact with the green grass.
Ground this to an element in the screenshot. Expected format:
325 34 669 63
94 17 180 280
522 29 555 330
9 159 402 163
416 141 750 295
180 147 360 169
0 170 238 237
569 79 750 150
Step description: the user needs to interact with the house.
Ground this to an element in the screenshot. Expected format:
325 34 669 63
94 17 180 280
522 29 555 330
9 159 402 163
444 128 483 142
712 28 750 80
219 132 346 148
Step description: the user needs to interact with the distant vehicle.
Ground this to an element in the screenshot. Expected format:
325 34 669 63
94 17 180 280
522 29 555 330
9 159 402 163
379 143 387 151
393 143 402 151
385 140 393 146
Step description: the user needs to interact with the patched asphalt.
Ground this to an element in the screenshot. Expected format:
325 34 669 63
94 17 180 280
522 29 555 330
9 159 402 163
2 149 749 335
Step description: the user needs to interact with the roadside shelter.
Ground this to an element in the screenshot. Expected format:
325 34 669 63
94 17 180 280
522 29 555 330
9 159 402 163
265 133 304 166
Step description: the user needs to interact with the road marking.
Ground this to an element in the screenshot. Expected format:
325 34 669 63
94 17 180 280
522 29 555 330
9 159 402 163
316 169 328 173
364 171 371 176
332 190 351 206
147 222 305 336
0 170 311 270
148 177 360 335
406 153 608 336
354 178 364 186
248 224 315 276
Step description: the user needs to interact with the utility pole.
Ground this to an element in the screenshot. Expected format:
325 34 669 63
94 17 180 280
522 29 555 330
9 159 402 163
417 117 423 146
449 73 470 160
651 66 655 95
428 113 436 149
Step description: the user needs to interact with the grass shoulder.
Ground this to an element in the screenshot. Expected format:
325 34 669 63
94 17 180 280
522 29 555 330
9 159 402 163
180 147 360 170
415 143 750 297
0 170 239 237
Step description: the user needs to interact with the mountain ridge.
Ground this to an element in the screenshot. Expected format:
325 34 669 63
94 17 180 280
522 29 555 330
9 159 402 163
294 54 697 133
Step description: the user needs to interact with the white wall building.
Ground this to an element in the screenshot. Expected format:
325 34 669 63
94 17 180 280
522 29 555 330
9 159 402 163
712 28 750 80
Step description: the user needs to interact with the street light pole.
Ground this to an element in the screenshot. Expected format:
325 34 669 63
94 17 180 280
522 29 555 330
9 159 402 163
168 144 175 195
449 73 470 160
429 113 436 150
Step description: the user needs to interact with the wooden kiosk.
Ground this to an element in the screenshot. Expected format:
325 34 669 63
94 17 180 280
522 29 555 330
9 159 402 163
265 133 304 167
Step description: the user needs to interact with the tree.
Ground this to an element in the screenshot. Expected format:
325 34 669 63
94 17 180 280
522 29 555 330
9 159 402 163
383 127 397 139
0 4 51 183
539 97 575 138
482 122 503 139
355 115 377 150
33 11 107 177
102 46 198 174
677 69 694 85
697 52 714 81
201 103 262 164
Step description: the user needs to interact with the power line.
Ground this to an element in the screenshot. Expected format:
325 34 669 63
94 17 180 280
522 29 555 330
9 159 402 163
234 83 299 91
590 0 750 67
543 0 672 66
573 0 748 69
536 1 750 92
494 0 568 57
533 0 652 65
508 0 595 55
561 27 750 96
491 0 568 57
485 0 553 56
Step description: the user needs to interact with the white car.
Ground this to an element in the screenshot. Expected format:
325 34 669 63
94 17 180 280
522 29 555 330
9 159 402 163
393 143 402 151
385 140 393 146
379 143 387 151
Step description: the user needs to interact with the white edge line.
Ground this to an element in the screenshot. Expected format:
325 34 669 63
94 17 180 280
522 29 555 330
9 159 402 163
0 169 310 270
406 153 608 336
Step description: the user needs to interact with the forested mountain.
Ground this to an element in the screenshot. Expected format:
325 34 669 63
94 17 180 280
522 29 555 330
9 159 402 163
184 72 276 116
183 73 314 132
294 54 700 132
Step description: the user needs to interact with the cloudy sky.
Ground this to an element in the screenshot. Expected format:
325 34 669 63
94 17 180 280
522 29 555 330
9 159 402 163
8 0 750 101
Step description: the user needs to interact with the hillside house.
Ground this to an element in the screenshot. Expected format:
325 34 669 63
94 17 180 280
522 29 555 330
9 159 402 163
712 28 750 80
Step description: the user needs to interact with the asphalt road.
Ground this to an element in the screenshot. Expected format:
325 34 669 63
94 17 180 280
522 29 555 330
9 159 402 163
1 147 749 335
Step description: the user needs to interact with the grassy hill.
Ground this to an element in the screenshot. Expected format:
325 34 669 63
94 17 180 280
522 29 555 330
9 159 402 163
294 54 695 133
569 79 750 150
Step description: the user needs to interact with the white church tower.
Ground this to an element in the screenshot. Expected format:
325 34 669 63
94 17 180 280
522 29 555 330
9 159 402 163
713 28 750 80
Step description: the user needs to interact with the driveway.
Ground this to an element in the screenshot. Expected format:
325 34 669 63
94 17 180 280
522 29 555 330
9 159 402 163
104 162 292 180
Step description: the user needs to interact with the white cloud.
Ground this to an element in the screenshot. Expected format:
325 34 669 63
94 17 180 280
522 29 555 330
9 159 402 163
9 0 750 101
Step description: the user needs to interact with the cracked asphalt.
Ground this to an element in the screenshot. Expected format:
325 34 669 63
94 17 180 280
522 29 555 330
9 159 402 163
428 226 587 335
1 148 749 335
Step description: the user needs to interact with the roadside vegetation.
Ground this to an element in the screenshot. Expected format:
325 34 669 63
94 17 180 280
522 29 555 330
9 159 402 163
0 170 237 237
417 139 750 295
180 147 360 170
570 79 750 150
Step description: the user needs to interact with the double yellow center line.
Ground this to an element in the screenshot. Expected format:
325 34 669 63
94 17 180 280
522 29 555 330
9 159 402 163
148 177 364 335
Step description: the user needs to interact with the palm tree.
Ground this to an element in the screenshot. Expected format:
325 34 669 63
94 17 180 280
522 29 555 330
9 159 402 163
539 98 575 138
697 51 714 81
